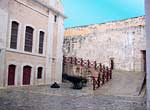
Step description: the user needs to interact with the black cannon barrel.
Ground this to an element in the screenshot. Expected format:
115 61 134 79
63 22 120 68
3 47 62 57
62 74 86 83
62 74 87 89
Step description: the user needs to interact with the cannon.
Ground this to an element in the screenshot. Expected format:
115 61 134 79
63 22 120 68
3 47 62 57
62 74 87 89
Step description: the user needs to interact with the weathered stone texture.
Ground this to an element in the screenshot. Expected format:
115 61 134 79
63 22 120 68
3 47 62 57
0 85 146 110
64 16 146 71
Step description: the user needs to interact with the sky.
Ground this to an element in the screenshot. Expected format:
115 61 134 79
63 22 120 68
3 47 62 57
62 0 145 28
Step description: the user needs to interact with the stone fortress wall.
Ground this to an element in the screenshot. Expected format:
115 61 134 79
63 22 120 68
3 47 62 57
64 16 146 72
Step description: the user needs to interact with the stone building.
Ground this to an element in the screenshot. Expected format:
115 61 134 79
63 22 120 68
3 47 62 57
0 0 66 87
64 16 146 72
145 0 150 109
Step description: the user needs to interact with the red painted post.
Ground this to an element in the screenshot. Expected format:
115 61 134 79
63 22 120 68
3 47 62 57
74 57 77 65
110 69 112 79
88 60 90 68
102 65 105 84
93 77 96 90
94 61 97 70
81 58 83 67
106 67 109 81
102 73 105 85
99 63 102 72
97 73 101 87
91 76 96 90
76 58 79 65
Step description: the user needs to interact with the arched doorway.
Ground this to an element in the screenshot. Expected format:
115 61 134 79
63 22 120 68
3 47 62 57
23 66 31 85
8 65 16 85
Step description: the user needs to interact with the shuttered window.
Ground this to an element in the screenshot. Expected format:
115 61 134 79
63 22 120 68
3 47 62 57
10 21 19 49
24 26 33 52
37 67 43 79
38 31 44 54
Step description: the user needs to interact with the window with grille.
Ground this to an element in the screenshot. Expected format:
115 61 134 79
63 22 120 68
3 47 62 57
37 67 43 79
38 31 44 54
24 26 33 52
10 21 19 49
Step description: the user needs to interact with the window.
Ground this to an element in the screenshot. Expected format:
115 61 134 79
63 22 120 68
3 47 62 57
37 67 43 79
38 31 44 54
54 15 57 22
10 21 19 49
24 26 34 52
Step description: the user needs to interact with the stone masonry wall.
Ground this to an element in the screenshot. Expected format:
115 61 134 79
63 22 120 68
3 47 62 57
64 16 146 71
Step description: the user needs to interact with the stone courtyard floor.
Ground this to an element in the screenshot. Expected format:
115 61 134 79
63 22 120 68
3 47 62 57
0 71 146 110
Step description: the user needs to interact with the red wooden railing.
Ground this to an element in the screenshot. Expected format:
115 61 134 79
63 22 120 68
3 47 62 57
63 56 112 90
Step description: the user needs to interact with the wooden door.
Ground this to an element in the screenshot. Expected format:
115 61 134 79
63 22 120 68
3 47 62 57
23 66 31 85
8 65 16 85
142 51 146 72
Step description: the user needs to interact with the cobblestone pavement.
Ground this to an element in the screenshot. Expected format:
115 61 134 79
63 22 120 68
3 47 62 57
0 83 146 110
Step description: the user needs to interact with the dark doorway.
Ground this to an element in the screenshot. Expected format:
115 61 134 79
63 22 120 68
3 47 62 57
142 50 146 72
23 66 31 85
8 65 16 85
110 58 114 70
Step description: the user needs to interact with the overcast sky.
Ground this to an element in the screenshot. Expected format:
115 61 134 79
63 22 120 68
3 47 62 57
62 0 145 28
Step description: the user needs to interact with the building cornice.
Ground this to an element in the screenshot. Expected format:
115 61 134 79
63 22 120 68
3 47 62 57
15 0 49 17
33 0 67 18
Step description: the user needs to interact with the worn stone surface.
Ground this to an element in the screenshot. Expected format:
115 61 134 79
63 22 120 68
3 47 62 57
0 70 146 110
64 16 146 72
0 84 146 110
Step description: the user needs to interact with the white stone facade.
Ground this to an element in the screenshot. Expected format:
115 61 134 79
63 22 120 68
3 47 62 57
64 16 146 72
0 0 65 87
